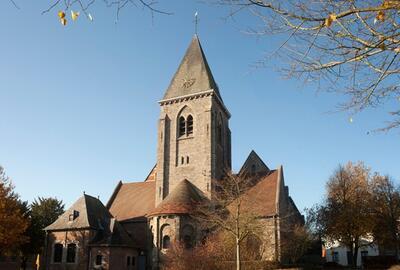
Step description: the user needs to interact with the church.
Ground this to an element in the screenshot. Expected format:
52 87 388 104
43 35 304 270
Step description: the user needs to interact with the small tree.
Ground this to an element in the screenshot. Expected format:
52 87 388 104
317 162 373 268
193 172 264 270
370 175 400 260
163 231 273 270
281 224 314 264
0 166 29 255
162 235 224 270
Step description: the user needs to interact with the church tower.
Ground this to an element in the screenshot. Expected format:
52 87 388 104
155 35 231 205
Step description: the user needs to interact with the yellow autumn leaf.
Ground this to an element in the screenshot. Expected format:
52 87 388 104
324 14 337 27
382 0 395 8
60 18 67 26
376 10 385 22
58 11 65 19
71 10 79 21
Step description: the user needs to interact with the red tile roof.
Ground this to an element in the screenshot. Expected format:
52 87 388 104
107 169 281 221
239 170 279 217
147 179 203 217
108 181 156 221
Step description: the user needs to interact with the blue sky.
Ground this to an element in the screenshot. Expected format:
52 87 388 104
0 1 399 213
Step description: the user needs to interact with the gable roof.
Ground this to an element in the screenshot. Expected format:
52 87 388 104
45 194 112 231
238 150 270 177
108 181 156 221
147 179 203 217
162 35 222 101
238 170 279 217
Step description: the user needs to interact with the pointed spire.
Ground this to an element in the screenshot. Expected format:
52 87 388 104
162 35 222 101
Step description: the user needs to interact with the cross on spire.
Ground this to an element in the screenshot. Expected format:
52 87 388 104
194 11 199 35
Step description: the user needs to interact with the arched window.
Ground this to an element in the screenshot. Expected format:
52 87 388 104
178 116 186 137
66 243 77 263
186 115 193 135
184 235 193 249
182 224 195 249
161 224 171 249
53 243 63 263
217 124 222 145
162 235 171 249
245 234 263 260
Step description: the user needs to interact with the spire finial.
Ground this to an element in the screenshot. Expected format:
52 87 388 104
194 11 199 35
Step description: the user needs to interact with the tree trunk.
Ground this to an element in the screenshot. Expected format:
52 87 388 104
21 257 27 270
353 243 359 269
395 234 399 264
236 237 241 270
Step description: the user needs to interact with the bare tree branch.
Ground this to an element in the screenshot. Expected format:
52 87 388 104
217 0 400 131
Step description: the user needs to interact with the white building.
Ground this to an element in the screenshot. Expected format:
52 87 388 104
324 238 379 267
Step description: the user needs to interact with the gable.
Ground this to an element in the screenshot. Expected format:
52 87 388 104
239 150 270 177
238 170 279 217
145 164 157 182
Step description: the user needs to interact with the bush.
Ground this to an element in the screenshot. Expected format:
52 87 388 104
363 256 397 269
162 233 279 270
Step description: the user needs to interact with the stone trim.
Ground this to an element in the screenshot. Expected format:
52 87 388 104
159 89 231 118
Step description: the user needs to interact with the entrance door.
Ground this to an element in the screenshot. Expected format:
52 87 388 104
138 255 146 270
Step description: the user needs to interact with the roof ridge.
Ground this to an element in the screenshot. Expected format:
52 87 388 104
82 195 91 228
84 193 100 200
106 181 123 209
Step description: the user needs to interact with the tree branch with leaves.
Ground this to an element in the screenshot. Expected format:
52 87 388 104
0 166 29 255
219 0 400 131
9 0 171 25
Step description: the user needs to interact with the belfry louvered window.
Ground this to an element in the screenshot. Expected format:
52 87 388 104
186 115 193 135
178 116 186 137
217 124 222 145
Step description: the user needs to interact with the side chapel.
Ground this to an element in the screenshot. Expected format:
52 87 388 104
43 35 304 270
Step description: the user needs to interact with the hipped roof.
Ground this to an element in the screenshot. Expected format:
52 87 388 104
45 194 112 231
